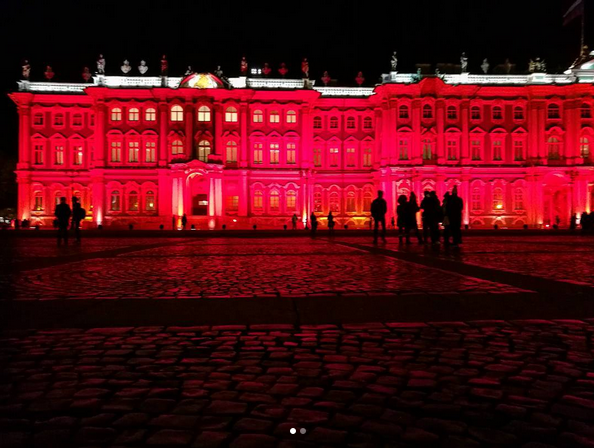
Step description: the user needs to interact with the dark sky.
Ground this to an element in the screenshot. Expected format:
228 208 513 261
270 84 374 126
0 0 586 162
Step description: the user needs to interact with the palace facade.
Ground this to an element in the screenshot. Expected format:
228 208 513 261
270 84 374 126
9 64 594 229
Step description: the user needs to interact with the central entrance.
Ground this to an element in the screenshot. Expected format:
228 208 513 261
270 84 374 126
192 194 208 216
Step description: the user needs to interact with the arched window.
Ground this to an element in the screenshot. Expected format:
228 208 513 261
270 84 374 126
53 113 64 127
33 191 44 211
33 113 44 126
286 190 297 209
363 191 373 212
252 110 263 123
110 107 122 122
253 142 263 164
226 141 238 164
581 136 591 158
128 108 140 122
422 104 433 119
54 144 65 165
269 143 280 164
399 105 409 119
72 144 83 166
446 106 457 120
145 191 156 211
145 141 156 163
128 191 139 211
269 190 280 211
471 187 482 211
363 117 373 130
269 110 280 124
422 138 433 160
514 106 524 121
313 147 322 167
362 146 372 167
329 192 340 213
110 190 121 211
346 191 356 213
171 139 184 156
581 103 592 119
128 141 139 162
547 104 560 120
225 106 238 123
492 106 503 121
329 117 339 129
197 140 211 162
547 137 561 160
253 190 263 210
197 106 211 122
313 116 322 129
170 105 184 122
145 107 156 121
346 147 356 167
346 117 356 130
328 146 339 167
398 138 409 160
314 192 322 212
492 187 504 210
513 188 524 211
71 114 83 127
286 142 296 164
471 106 481 121
286 110 297 124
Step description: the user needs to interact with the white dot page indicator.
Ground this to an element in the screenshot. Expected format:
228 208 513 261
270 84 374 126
290 428 307 434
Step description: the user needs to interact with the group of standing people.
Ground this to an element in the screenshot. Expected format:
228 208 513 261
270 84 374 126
54 196 86 245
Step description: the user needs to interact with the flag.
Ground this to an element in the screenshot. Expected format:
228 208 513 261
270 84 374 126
564 0 584 26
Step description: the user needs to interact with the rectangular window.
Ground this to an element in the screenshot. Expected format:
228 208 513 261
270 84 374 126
492 140 503 161
446 140 458 160
329 147 339 167
398 139 409 160
33 114 44 126
72 145 83 165
286 143 296 164
33 144 44 165
346 147 356 167
471 140 482 161
269 143 280 164
34 195 44 211
72 114 83 127
253 143 263 164
54 145 64 165
226 196 239 211
513 140 525 161
128 141 139 163
422 140 433 160
53 114 64 127
145 141 156 163
313 148 322 167
111 141 122 162
363 147 372 167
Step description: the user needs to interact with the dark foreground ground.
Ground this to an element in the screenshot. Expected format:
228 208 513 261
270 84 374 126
1 235 594 447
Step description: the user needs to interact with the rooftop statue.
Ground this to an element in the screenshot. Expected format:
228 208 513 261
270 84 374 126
160 55 168 76
301 58 309 78
138 60 148 75
278 62 288 77
121 60 131 74
44 65 54 81
355 71 365 86
240 56 248 76
185 66 193 76
529 57 546 73
391 51 398 71
460 52 468 73
82 66 92 82
321 71 331 86
263 62 271 77
22 60 30 80
96 54 105 74
504 58 512 74
214 65 223 78
481 58 489 74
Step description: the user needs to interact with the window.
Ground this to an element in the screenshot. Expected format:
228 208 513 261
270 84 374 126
329 117 339 129
346 147 356 167
581 136 590 158
226 196 239 211
286 142 296 164
72 114 83 127
171 139 184 156
492 106 503 121
422 139 433 160
33 144 44 165
34 192 44 211
197 106 211 122
253 143 263 164
128 108 140 122
514 107 524 121
492 188 504 210
346 192 356 213
128 141 139 163
581 104 592 119
313 148 322 167
269 143 280 164
471 139 482 161
363 117 373 130
253 190 263 210
54 113 65 126
346 117 356 129
399 105 409 119
110 190 121 211
471 188 482 211
197 140 210 162
363 192 372 212
422 104 433 119
329 147 339 167
145 141 156 163
252 110 263 123
446 140 458 160
471 106 481 121
170 105 184 122
447 106 458 120
398 139 409 160
314 192 322 212
54 145 65 165
54 192 62 206
329 192 340 212
547 137 561 160
128 191 139 211
363 146 372 167
286 110 297 124
547 104 560 120
513 140 525 161
269 191 280 211
33 113 44 126
72 145 83 165
313 117 322 129
514 188 524 211
145 191 156 211
492 140 503 161
225 107 238 123
145 108 156 121
286 191 296 209
269 111 280 124
226 141 238 164
110 108 122 122
110 141 122 162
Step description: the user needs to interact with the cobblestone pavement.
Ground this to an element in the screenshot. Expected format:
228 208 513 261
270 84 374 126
2 321 594 448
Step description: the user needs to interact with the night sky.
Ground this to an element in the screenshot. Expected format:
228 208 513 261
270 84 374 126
0 0 585 206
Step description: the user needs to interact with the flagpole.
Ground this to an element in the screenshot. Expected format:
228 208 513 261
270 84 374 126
581 5 585 53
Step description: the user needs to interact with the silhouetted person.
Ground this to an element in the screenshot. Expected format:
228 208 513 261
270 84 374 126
292 213 298 230
581 212 589 233
406 192 423 244
391 216 395 229
310 212 318 236
54 197 71 246
71 197 85 243
172 215 176 230
442 192 451 245
181 214 187 230
445 187 463 246
13 219 19 230
371 190 387 243
590 211 594 233
570 213 577 231
327 211 335 234
22 219 28 229
421 191 441 245
396 195 408 244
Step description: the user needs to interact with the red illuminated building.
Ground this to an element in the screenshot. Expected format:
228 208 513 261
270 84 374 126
10 61 594 229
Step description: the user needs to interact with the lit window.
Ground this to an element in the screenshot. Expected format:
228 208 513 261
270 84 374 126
422 105 433 119
329 117 339 129
329 192 340 212
398 139 409 160
446 140 458 160
226 196 239 211
447 106 457 120
363 192 372 212
54 145 64 165
170 105 184 122
286 191 296 209
547 104 560 120
252 110 263 123
422 139 433 160
128 108 140 122
514 107 524 121
72 114 83 127
471 106 481 121
492 106 503 121
492 140 503 161
110 190 121 211
225 107 238 123
145 191 156 211
145 141 156 163
513 140 525 161
54 113 65 126
110 141 122 162
128 191 139 211
253 143 263 164
313 117 322 129
363 146 372 167
581 136 590 158
33 113 44 126
399 105 409 119
471 139 482 161
128 141 140 163
286 110 297 124
547 137 561 160
197 140 210 162
314 192 322 212
197 106 211 122
363 117 373 130
270 143 280 164
581 104 592 119
514 188 524 211
346 147 356 167
110 108 122 122
33 144 44 165
72 145 83 165
269 191 280 210
226 141 238 164
471 188 482 211
145 108 156 121
329 147 339 167
171 139 184 156
270 110 280 124
346 117 356 129
34 192 44 211
346 191 356 213
253 190 263 210
286 142 296 164
492 188 504 210
313 148 322 167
